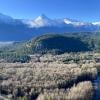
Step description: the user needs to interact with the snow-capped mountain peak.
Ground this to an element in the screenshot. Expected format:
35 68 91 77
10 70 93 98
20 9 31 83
92 22 100 26
34 14 53 27
64 18 91 26
64 18 73 24
23 14 53 28
0 12 100 41
35 14 50 21
63 18 78 24
21 14 100 29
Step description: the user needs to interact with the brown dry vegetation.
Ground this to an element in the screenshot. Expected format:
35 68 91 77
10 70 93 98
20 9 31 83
0 52 99 100
37 81 93 100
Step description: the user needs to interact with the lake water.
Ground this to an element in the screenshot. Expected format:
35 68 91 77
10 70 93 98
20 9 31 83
93 76 100 100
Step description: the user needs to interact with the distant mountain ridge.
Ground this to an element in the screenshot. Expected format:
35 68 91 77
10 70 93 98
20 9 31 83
0 13 100 41
23 14 100 28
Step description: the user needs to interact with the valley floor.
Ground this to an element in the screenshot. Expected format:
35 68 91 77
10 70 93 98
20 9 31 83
0 52 100 100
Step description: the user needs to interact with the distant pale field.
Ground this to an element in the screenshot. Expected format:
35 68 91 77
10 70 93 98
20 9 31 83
0 41 13 47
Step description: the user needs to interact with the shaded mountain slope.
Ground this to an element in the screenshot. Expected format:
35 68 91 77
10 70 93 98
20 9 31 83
29 34 90 54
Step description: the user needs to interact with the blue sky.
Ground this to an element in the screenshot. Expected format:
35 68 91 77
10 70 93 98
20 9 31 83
0 0 100 22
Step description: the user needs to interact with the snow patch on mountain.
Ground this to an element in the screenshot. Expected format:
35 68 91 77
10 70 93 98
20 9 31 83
92 22 100 26
23 14 94 28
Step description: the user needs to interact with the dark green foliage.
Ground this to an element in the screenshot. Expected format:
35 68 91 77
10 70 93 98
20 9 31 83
0 32 99 62
27 32 100 54
30 34 90 54
0 52 31 63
